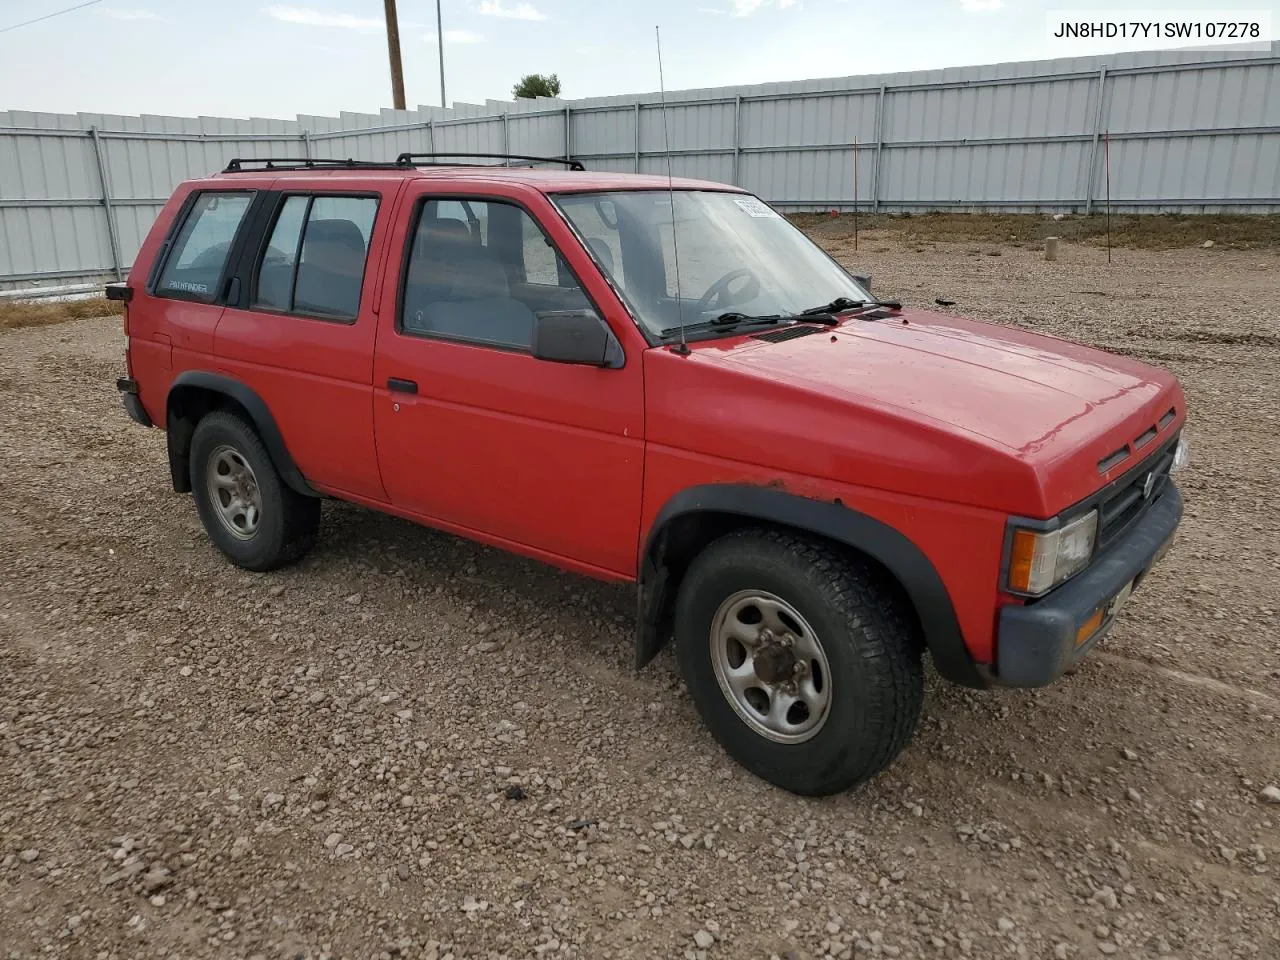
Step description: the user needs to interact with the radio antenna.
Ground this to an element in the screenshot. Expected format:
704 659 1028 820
655 25 688 355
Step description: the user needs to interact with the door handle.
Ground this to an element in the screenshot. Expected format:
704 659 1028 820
387 377 418 394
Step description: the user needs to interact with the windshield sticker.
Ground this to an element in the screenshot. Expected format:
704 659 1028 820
732 196 779 218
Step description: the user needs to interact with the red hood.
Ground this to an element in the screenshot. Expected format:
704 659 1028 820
645 308 1186 516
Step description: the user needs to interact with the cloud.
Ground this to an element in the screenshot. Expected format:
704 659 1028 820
959 0 1002 10
262 5 383 31
425 29 486 44
729 0 797 15
696 5 723 11
477 0 545 20
100 8 166 20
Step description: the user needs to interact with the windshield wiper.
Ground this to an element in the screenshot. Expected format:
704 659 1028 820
659 313 786 339
800 297 867 316
658 297 906 342
799 296 903 320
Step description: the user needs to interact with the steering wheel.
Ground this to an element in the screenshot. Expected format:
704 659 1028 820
695 268 761 315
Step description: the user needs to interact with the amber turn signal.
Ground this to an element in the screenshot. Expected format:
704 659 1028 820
1007 529 1039 594
1075 608 1104 646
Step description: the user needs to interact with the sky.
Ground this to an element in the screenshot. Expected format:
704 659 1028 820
0 0 1275 120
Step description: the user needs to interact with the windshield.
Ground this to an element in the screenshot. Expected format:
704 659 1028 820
551 190 870 340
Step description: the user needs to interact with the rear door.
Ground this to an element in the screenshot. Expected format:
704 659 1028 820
214 178 401 501
371 183 647 578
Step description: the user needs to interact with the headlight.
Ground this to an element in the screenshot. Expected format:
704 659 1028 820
1007 510 1098 596
1170 434 1189 474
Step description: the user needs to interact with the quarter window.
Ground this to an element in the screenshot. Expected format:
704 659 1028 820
400 198 597 351
254 194 379 320
156 191 253 301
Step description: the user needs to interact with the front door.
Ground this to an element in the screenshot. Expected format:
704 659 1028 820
372 189 645 578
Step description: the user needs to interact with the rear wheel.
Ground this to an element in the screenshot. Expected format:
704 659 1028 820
674 528 924 796
189 411 320 572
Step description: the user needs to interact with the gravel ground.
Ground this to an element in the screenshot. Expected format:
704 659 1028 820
2 235 1278 960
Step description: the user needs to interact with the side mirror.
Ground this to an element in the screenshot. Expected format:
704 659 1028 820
852 273 871 292
532 309 623 368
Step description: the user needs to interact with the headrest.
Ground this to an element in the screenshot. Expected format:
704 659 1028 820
304 218 367 253
449 248 510 300
422 217 471 245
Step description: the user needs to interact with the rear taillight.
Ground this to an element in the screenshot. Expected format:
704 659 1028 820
122 308 132 375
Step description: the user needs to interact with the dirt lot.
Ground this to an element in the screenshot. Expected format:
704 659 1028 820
2 231 1278 960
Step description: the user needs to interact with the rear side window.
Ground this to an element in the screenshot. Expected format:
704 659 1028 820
253 195 379 321
156 192 253 301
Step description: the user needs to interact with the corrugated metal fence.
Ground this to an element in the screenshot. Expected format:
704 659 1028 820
2 42 1277 294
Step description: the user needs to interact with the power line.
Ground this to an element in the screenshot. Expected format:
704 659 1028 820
0 0 104 35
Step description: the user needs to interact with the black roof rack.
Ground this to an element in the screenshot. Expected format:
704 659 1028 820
394 152 585 171
221 157 403 173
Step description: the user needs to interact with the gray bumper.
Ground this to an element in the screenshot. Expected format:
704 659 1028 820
994 484 1183 687
117 377 152 427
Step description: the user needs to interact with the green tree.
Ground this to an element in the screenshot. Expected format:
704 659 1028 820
513 73 561 99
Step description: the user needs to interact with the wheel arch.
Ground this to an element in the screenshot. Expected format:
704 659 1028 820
636 484 988 689
165 371 316 498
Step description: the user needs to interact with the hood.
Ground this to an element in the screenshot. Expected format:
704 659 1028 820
651 308 1185 515
728 308 1176 450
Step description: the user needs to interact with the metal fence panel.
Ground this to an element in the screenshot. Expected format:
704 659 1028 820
880 140 1095 205
742 91 879 148
2 43 1277 291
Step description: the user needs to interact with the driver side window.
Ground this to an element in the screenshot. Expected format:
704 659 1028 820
399 197 599 352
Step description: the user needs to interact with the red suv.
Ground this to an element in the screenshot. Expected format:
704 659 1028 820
111 154 1187 796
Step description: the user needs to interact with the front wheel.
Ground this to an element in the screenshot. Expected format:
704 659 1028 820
674 528 924 796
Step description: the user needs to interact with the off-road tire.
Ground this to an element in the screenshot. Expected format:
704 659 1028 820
189 411 320 572
674 527 924 796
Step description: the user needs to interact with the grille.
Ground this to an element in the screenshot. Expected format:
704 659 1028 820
1096 406 1177 475
1096 439 1176 548
751 325 822 343
1098 445 1129 473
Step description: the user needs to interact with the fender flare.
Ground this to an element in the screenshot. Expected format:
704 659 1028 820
637 484 988 689
166 371 317 498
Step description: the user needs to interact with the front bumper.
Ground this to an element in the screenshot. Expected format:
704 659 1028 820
994 484 1182 687
117 377 153 427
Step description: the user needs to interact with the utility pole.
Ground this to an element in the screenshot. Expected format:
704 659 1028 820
383 0 406 110
436 0 447 108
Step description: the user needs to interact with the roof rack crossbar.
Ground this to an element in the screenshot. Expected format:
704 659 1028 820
222 157 403 173
394 152 585 171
